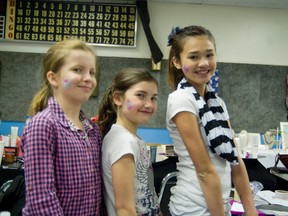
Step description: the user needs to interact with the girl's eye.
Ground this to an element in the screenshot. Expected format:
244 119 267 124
151 96 158 101
207 53 214 58
190 56 198 60
136 93 145 99
74 68 82 73
90 71 96 76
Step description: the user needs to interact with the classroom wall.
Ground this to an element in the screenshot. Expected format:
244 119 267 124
0 1 287 133
0 51 287 133
1 1 288 66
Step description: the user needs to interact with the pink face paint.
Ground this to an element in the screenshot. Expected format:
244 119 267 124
127 101 134 110
63 79 72 88
182 65 189 73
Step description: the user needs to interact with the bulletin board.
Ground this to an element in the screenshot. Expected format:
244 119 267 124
2 0 137 47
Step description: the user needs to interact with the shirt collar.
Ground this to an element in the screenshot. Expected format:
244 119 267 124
48 97 94 132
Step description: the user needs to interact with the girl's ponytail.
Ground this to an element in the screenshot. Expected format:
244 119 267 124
98 87 117 136
28 84 52 117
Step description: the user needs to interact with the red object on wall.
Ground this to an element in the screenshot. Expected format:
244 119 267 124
91 115 99 123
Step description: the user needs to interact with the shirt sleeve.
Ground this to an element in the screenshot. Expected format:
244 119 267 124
167 90 230 123
22 114 64 216
108 133 139 166
166 89 199 125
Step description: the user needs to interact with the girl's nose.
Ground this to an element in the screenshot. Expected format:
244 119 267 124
144 100 153 107
198 57 209 66
83 71 93 81
145 99 157 109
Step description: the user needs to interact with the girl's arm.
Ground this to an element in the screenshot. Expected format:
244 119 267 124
112 154 137 216
22 117 64 215
173 111 225 216
228 121 258 216
231 157 258 216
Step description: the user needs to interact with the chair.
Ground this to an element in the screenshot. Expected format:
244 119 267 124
158 171 178 216
0 175 25 216
152 156 178 195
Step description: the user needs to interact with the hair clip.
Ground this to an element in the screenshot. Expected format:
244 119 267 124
167 26 181 46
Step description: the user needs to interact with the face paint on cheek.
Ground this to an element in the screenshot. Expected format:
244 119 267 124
182 65 190 73
127 101 134 110
63 79 72 88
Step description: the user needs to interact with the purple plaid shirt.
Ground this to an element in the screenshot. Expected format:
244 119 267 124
21 97 106 215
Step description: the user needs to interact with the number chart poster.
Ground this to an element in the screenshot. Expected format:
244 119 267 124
4 0 137 47
0 0 7 39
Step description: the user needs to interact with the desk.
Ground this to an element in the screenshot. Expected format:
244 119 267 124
257 149 286 169
272 172 288 181
149 146 288 192
269 160 288 181
269 168 288 191
255 150 288 190
242 158 277 191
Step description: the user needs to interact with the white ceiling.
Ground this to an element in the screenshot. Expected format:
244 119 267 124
150 0 288 9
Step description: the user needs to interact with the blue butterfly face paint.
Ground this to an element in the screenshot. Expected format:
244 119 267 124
63 79 72 88
127 101 134 110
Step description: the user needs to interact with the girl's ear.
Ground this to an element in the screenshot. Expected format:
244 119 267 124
172 57 182 69
47 71 59 88
113 92 123 106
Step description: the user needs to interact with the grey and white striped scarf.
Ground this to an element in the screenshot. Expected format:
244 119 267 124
178 77 238 165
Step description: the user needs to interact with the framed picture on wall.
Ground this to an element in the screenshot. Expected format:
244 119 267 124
280 122 288 150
